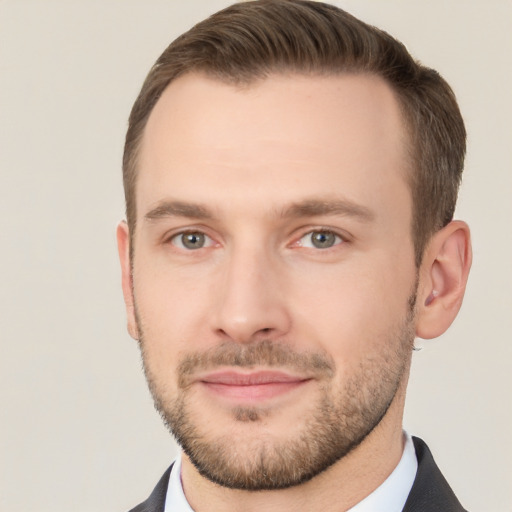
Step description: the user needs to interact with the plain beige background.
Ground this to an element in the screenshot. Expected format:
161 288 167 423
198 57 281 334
1 1 511 511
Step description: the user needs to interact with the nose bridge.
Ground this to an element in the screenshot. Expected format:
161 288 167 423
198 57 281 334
213 237 290 343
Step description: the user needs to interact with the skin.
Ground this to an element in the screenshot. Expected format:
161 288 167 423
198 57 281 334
118 72 472 512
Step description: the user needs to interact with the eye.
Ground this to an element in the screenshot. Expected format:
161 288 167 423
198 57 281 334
298 230 343 249
170 231 214 250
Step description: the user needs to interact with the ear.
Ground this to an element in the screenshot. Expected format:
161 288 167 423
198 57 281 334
116 221 139 340
415 220 472 339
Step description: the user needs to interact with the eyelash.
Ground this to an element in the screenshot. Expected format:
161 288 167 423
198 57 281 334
164 227 348 252
294 229 346 250
167 230 216 250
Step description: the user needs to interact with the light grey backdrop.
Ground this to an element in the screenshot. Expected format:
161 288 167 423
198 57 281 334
1 1 511 511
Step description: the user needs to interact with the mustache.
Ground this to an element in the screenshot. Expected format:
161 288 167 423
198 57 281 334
177 340 335 388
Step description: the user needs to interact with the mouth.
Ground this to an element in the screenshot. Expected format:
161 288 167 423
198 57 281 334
197 370 312 403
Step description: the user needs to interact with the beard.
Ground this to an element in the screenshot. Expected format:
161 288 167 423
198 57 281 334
137 300 416 492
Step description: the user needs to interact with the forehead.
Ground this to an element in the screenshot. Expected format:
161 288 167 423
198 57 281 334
137 72 410 222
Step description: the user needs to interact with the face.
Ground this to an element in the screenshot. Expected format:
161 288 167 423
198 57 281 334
122 73 418 490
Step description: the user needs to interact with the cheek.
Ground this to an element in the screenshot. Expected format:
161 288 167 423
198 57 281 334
289 259 415 362
132 262 212 372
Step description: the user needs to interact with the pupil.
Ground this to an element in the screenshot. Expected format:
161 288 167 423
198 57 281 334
183 233 204 249
312 231 334 248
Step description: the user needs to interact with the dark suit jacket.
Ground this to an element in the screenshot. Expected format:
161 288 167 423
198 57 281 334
128 437 467 512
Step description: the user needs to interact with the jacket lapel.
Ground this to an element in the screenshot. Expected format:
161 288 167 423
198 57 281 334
402 437 467 512
128 464 172 512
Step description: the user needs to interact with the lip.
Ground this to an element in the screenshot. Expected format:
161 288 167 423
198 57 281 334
198 370 312 402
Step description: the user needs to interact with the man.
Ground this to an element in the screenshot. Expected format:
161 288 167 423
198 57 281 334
117 1 472 510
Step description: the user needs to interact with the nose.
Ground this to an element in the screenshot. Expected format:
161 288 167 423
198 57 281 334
211 244 291 344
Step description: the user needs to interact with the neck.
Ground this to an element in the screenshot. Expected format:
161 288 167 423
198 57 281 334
180 383 408 512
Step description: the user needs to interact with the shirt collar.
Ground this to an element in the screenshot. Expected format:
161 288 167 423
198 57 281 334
347 432 418 512
164 452 192 512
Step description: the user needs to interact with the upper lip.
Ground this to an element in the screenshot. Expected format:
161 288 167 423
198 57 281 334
199 370 310 386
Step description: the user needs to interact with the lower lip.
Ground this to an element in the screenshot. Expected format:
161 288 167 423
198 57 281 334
201 380 310 402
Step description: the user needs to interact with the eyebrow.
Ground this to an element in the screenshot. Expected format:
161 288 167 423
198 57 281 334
281 198 375 222
143 197 375 223
144 200 215 221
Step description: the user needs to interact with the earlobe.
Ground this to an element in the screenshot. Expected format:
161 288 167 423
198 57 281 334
116 221 139 340
415 221 472 339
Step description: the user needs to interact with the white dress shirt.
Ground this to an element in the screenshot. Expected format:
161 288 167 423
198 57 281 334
164 432 417 512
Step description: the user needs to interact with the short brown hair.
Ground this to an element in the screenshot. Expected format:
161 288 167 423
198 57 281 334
123 0 466 266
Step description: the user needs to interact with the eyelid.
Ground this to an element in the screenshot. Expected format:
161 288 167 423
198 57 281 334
291 227 350 249
164 228 218 250
160 225 350 250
